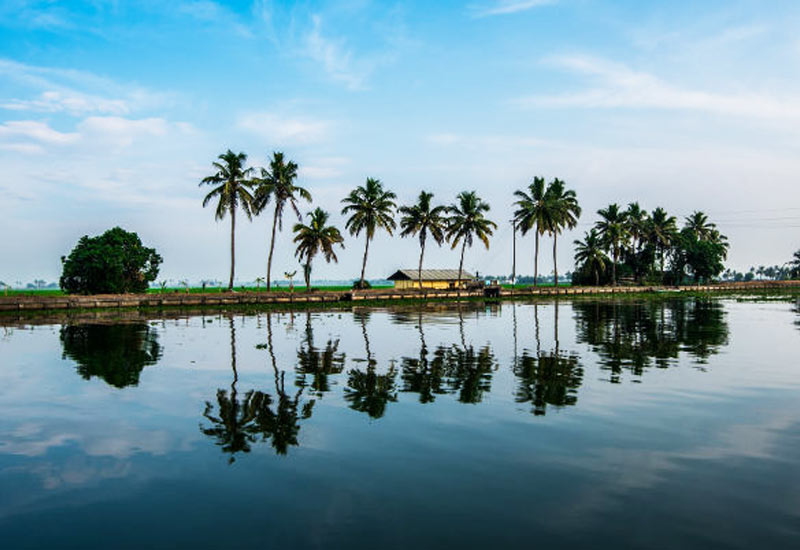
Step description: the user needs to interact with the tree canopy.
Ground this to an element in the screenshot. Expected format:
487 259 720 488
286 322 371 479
60 227 162 294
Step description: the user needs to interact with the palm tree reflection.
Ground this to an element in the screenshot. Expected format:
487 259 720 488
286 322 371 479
201 314 313 461
295 312 346 396
343 311 398 418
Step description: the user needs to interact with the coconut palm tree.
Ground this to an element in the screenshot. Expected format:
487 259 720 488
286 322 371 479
625 202 648 253
790 249 800 279
595 203 629 286
541 178 581 287
399 191 448 289
513 177 547 286
341 178 397 289
293 208 344 290
446 191 497 292
685 211 716 241
648 207 678 278
574 229 608 286
253 152 311 292
200 150 255 290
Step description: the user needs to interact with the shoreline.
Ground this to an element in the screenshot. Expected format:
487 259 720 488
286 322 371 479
0 281 798 324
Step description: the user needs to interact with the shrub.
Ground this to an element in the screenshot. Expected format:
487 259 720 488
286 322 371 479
60 227 162 294
352 280 372 290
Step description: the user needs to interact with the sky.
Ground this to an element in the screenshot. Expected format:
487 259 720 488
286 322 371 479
1 0 800 285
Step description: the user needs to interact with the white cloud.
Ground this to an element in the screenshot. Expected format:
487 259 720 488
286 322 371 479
427 132 548 149
236 111 332 145
515 55 800 121
304 15 371 90
299 156 350 180
0 120 79 147
471 0 555 17
1 90 130 115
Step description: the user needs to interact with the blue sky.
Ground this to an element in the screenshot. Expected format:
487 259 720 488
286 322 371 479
2 0 800 284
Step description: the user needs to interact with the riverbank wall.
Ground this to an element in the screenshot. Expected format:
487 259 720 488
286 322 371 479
1 280 798 314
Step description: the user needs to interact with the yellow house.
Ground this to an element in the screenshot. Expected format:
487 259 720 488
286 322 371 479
387 269 475 290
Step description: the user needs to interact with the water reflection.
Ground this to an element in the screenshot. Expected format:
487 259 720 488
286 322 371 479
295 312 346 396
343 310 398 418
573 299 729 383
60 323 162 388
513 302 583 415
201 315 313 461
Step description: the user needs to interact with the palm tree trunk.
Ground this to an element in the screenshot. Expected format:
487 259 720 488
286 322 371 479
594 265 599 286
534 230 540 286
305 261 311 291
229 206 236 290
418 235 426 291
457 239 466 297
612 243 618 286
552 232 558 287
266 203 279 291
360 234 370 287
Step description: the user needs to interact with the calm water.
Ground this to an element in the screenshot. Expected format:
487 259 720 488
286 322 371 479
1 298 799 549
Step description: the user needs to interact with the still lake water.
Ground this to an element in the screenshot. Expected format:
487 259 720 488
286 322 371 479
1 297 799 549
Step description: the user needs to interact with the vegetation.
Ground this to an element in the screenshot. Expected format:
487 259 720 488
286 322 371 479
445 191 497 290
341 178 397 289
574 204 730 286
399 191 448 289
200 150 255 290
60 227 162 294
253 152 311 291
540 178 581 287
513 177 548 286
293 208 345 290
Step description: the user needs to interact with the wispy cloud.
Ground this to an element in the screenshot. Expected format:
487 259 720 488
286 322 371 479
514 54 800 120
236 111 332 145
470 0 556 18
304 15 373 90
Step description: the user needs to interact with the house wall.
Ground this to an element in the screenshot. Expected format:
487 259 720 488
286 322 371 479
394 279 455 290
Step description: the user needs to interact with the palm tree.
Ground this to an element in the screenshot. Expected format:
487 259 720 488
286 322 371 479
399 191 448 289
293 208 345 290
341 178 397 288
253 152 311 291
595 203 629 286
625 202 648 253
790 249 800 279
200 150 255 290
574 229 608 285
685 211 716 241
513 177 548 286
446 191 497 292
648 207 678 277
541 178 581 287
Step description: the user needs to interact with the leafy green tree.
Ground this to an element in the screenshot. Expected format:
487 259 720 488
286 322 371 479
625 202 648 253
399 191 448 289
200 150 255 290
60 227 162 294
293 208 344 290
513 177 547 286
542 178 581 287
595 203 629 286
341 178 397 288
685 211 716 240
253 152 311 291
674 226 729 284
446 191 497 291
573 229 608 285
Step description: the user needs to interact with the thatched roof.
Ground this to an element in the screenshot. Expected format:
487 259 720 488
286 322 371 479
387 269 474 281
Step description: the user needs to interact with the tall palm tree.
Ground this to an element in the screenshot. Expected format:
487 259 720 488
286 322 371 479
399 191 448 289
595 203 629 286
341 178 397 288
648 207 678 277
685 211 716 241
790 249 800 279
253 152 311 292
293 208 344 290
625 202 648 253
574 229 608 286
541 178 581 287
200 150 255 290
446 191 497 292
513 177 547 286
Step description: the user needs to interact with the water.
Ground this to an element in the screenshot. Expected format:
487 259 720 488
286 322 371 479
1 297 799 549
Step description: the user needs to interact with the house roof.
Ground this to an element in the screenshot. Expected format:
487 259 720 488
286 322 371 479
387 269 475 281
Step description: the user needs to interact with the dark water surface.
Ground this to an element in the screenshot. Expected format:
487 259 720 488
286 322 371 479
1 298 799 549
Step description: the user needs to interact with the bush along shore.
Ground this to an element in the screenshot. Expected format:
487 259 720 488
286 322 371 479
1 280 799 316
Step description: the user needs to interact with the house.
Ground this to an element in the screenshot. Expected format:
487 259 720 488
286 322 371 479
387 269 475 290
